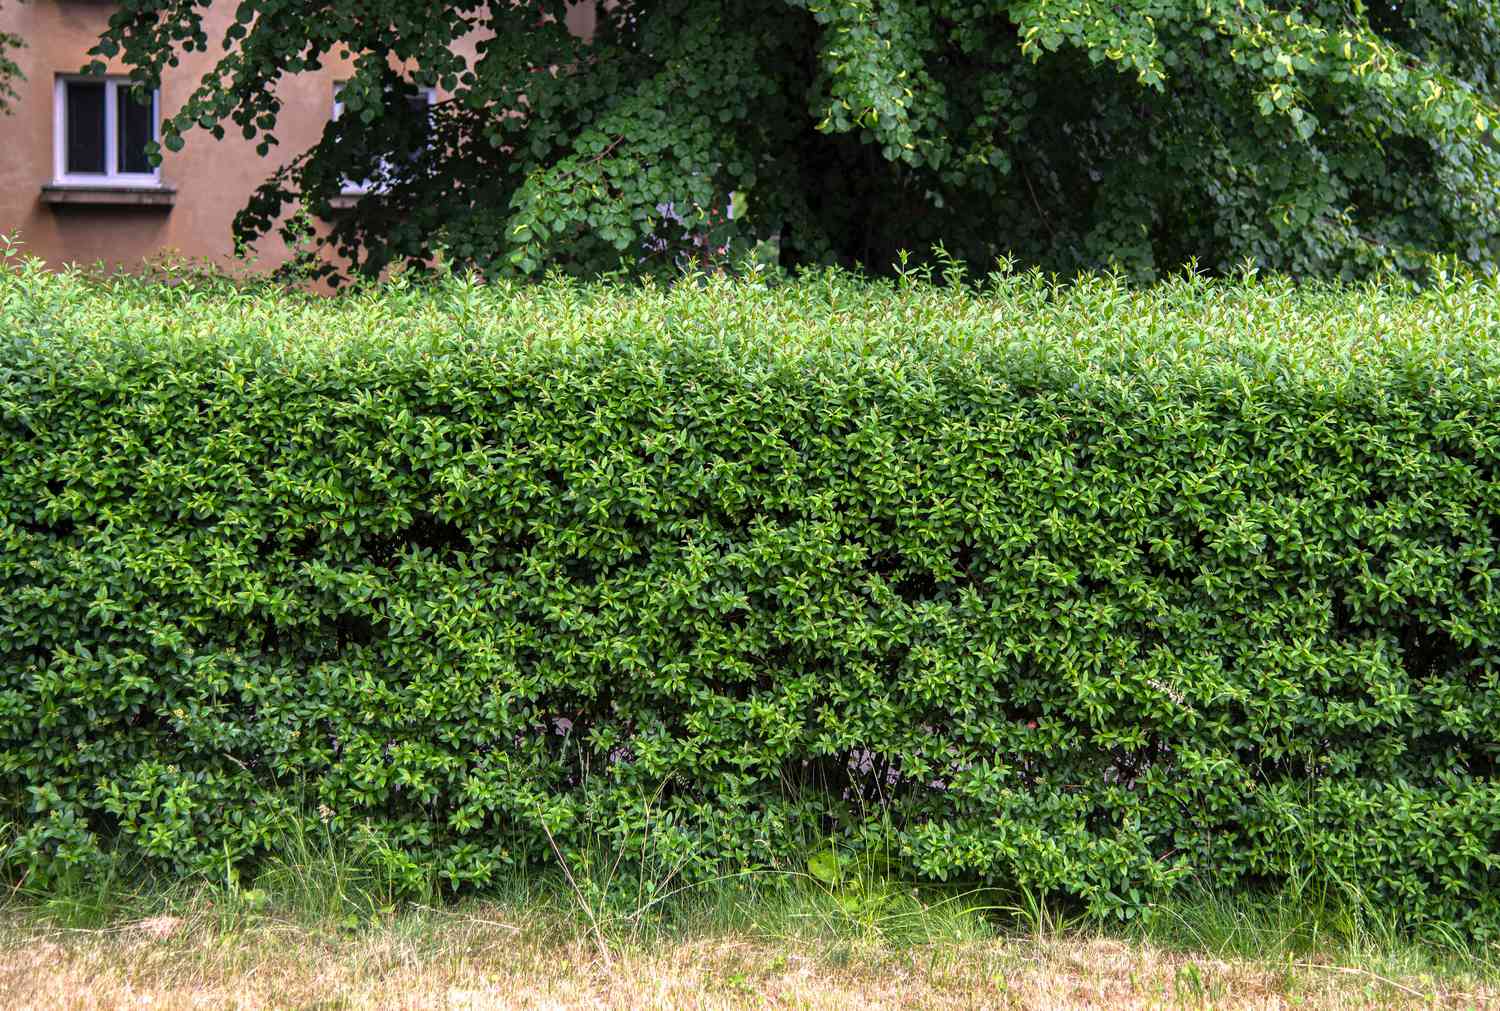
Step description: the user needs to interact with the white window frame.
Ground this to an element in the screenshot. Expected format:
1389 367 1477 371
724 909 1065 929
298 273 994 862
53 75 162 187
331 82 437 195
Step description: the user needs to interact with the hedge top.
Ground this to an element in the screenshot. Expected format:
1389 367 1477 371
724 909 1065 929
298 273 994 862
6 252 1500 392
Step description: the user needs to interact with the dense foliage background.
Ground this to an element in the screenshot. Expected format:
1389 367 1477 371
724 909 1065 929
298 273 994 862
91 0 1500 282
4 255 1500 935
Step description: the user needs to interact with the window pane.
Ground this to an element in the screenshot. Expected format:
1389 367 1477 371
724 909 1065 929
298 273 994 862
402 92 431 166
65 81 107 174
117 87 155 174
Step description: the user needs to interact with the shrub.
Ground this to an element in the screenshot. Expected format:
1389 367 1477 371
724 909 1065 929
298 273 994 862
3 254 1500 936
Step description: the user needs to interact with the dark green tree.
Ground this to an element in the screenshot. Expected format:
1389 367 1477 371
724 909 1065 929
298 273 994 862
94 0 1500 281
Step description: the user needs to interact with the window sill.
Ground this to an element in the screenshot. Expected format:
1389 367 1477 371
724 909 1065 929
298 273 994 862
41 184 177 207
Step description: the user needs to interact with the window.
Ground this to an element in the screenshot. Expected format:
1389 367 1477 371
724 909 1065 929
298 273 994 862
54 76 161 186
331 83 436 195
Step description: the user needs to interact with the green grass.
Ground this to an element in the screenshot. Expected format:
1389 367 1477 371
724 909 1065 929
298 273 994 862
6 847 1497 1009
6 819 1494 989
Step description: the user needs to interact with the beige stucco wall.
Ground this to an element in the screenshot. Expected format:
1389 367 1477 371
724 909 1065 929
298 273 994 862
0 1 595 276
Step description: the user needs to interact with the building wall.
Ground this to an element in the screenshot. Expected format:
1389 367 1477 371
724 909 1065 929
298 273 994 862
0 1 595 275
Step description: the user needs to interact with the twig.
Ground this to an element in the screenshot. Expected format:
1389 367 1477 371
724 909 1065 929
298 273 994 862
1289 961 1435 1000
220 751 250 772
587 134 625 166
1020 162 1056 242
457 916 520 933
549 134 626 185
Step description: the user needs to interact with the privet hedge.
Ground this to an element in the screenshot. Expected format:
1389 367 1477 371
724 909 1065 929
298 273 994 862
4 254 1500 935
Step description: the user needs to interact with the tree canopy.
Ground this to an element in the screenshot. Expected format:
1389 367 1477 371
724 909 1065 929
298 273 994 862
95 0 1500 282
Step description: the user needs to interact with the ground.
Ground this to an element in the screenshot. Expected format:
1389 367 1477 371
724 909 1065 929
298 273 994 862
4 904 1495 1010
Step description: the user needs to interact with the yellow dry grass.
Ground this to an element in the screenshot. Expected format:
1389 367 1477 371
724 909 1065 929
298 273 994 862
3 905 1496 1011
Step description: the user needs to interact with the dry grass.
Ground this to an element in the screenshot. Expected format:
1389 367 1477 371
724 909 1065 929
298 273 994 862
3 903 1496 1011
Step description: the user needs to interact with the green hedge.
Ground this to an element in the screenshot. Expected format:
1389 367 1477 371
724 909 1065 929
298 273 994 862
4 255 1500 935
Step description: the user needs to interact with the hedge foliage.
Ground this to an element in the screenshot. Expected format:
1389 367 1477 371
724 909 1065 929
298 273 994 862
4 252 1500 936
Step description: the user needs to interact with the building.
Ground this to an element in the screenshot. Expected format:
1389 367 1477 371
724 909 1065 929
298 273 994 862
0 1 595 275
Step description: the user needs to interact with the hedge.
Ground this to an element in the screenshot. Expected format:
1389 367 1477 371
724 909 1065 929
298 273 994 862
3 253 1500 936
